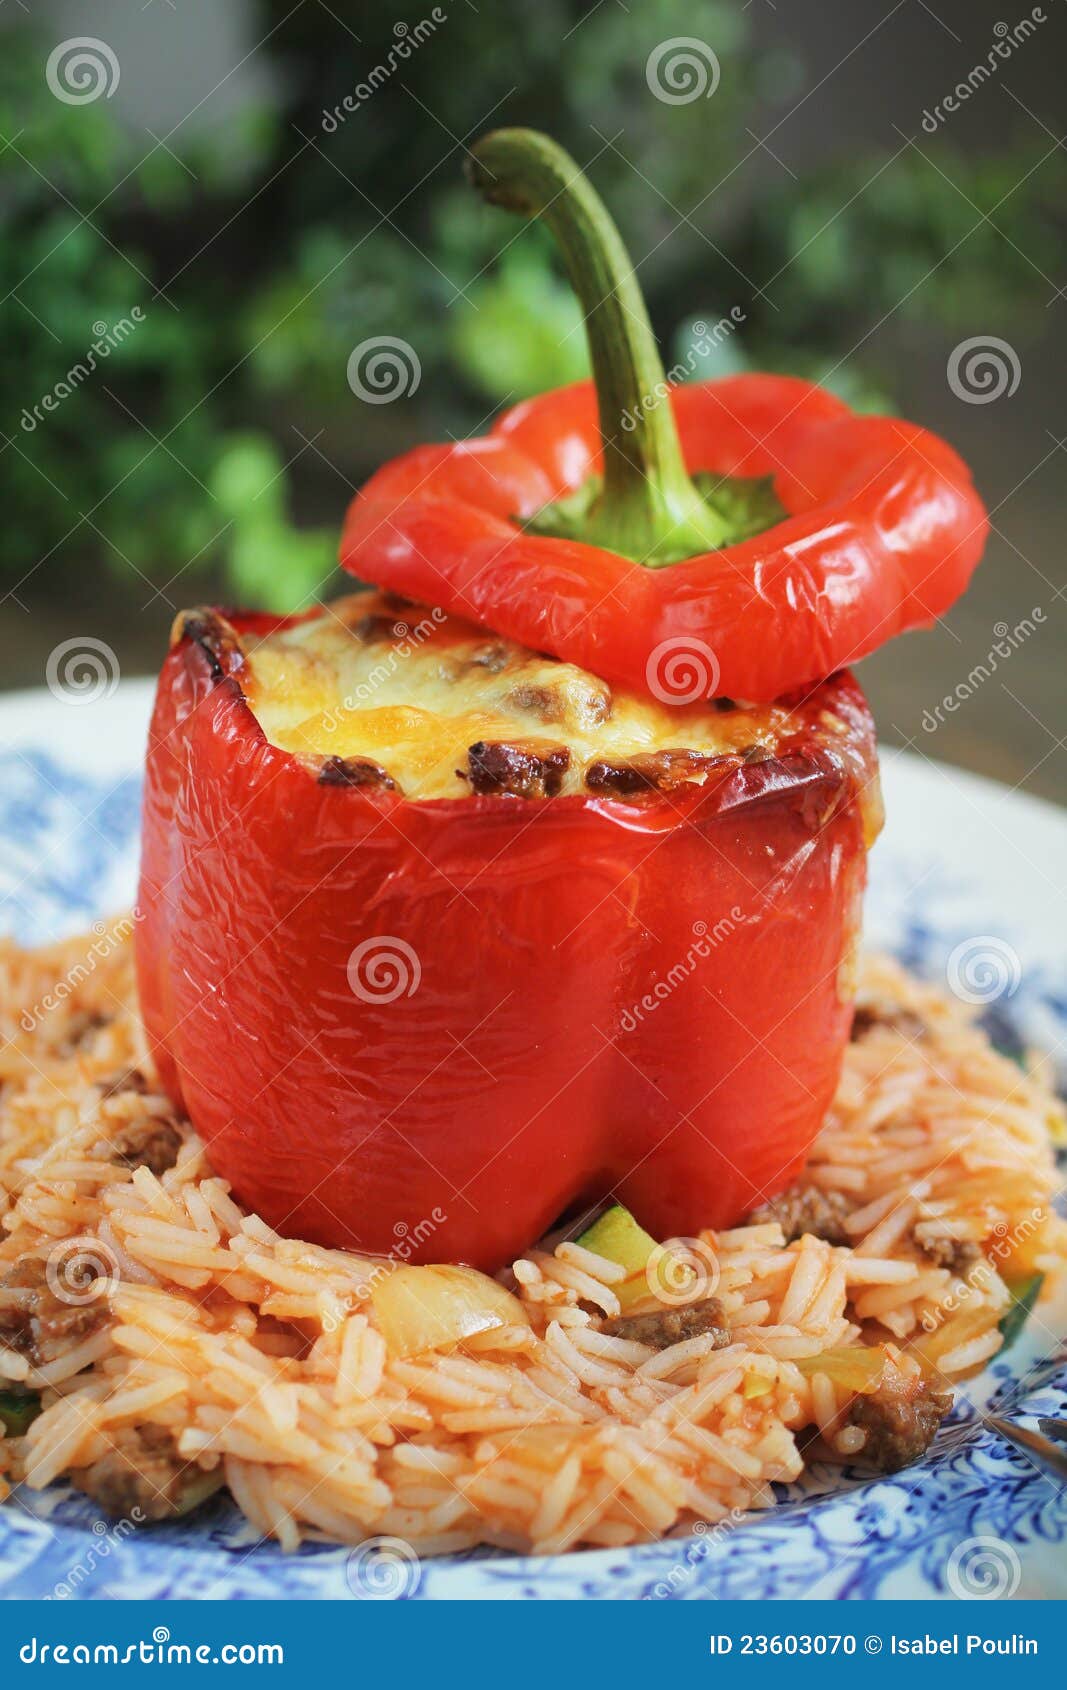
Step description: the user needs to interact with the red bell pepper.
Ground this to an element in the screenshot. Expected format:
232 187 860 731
133 129 974 1272
342 131 987 703
136 607 880 1271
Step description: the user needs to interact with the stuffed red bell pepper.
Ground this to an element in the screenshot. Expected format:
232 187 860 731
135 130 984 1272
137 598 879 1269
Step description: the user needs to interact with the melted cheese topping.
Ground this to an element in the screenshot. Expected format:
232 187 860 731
243 593 809 800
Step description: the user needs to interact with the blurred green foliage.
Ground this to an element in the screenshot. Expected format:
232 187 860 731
1 1 1063 609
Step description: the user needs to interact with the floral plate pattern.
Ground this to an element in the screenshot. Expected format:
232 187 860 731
0 682 1064 1601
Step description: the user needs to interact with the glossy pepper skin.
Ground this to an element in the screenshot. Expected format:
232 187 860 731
136 610 880 1271
341 373 989 705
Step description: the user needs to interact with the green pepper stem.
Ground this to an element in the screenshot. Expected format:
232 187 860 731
466 129 732 564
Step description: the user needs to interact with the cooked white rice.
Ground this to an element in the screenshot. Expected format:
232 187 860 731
0 930 1063 1554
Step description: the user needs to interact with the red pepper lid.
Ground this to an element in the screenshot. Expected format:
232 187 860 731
341 130 987 704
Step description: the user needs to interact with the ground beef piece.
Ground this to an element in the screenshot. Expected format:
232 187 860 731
505 676 612 730
911 1222 981 1275
172 608 246 681
378 591 415 616
504 682 562 721
600 1297 729 1351
749 1183 853 1247
103 1117 183 1178
850 1001 928 1042
353 611 404 643
843 1379 952 1472
317 755 397 792
464 641 511 674
0 1254 108 1365
97 1068 150 1100
465 740 570 798
585 749 734 798
72 1424 221 1522
60 1010 114 1054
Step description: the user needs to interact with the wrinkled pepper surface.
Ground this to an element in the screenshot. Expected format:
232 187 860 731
135 130 982 1270
136 611 879 1269
343 134 987 703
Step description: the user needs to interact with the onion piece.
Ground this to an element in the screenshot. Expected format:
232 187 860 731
796 1345 888 1394
742 1375 773 1401
575 1205 660 1311
371 1264 529 1359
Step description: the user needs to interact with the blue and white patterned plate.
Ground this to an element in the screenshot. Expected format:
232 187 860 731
0 681 1064 1602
